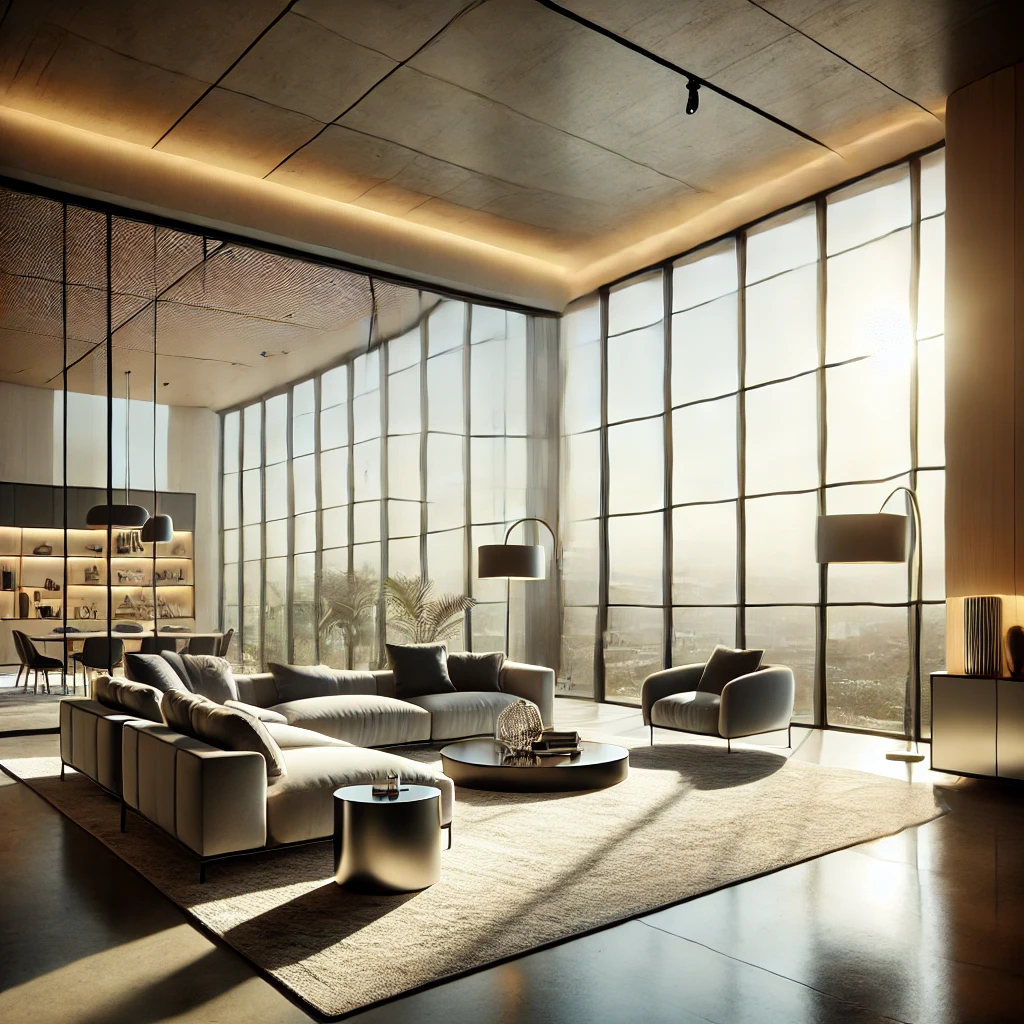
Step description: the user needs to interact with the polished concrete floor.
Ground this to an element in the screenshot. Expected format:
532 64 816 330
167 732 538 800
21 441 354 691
0 700 1021 1023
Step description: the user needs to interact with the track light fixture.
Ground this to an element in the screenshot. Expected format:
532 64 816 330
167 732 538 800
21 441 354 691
686 78 701 115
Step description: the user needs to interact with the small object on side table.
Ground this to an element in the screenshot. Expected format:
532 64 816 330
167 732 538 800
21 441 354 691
964 596 1002 676
371 769 401 798
1007 625 1024 680
495 699 544 753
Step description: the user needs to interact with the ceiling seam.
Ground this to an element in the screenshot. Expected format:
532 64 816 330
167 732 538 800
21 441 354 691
152 0 303 150
744 0 942 119
288 10 398 64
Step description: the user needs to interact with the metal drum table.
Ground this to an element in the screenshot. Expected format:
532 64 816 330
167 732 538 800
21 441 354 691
332 784 442 893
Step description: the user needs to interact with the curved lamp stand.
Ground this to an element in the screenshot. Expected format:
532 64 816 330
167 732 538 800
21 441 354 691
477 517 557 658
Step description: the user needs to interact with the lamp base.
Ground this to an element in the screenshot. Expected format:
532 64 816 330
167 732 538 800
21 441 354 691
885 749 926 763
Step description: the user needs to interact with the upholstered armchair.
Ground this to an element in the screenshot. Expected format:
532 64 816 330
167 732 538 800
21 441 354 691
641 661 795 751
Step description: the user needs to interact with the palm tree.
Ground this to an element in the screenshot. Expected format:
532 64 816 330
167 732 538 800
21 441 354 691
384 574 474 643
317 568 378 662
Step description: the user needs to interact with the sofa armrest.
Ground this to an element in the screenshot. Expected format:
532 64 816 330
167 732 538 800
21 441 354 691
641 664 705 725
233 672 279 708
719 667 795 739
372 669 396 698
501 661 554 727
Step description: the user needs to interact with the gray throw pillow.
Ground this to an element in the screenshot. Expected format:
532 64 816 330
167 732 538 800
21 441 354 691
447 651 505 692
189 701 287 779
386 642 455 700
697 645 765 695
124 653 190 694
161 689 210 735
181 654 238 704
95 676 163 723
159 650 193 690
267 663 377 703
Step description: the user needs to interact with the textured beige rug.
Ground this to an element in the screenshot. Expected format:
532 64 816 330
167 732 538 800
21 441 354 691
1 738 943 1019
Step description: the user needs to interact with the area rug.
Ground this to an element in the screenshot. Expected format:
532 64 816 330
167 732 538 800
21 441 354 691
1 738 943 1019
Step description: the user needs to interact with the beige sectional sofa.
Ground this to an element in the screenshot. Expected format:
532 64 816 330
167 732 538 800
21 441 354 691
59 657 554 880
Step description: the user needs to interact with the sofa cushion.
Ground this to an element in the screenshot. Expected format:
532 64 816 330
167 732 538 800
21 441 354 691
406 690 522 741
94 675 163 723
267 663 377 703
159 650 193 689
386 642 455 700
697 645 764 695
266 746 454 845
124 653 191 694
181 654 238 703
270 694 431 747
160 689 210 735
225 699 288 724
447 651 504 692
264 722 353 749
188 701 287 779
651 691 721 735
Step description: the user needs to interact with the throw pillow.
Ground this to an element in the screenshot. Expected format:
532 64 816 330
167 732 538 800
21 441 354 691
385 642 456 700
267 663 377 703
180 654 238 704
188 701 287 779
447 651 505 692
124 653 190 694
160 689 211 735
159 650 193 690
95 675 163 723
696 645 765 695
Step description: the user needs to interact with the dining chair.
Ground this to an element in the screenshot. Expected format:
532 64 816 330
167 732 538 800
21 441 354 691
12 631 64 694
71 638 124 693
216 628 234 659
139 637 180 654
186 636 219 656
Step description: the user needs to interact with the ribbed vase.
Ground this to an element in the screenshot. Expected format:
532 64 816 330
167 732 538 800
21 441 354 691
963 596 1002 677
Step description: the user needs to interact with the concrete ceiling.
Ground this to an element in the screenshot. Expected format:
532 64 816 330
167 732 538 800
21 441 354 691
0 0 1021 395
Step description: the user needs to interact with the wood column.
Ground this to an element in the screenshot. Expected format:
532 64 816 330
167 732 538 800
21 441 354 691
945 63 1024 672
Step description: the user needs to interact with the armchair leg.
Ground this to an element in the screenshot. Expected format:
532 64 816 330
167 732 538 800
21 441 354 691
727 738 732 753
60 762 65 781
788 724 792 748
650 724 654 746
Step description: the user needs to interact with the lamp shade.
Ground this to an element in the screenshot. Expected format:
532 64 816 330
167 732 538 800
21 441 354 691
140 514 174 543
478 543 546 580
816 513 908 564
86 503 150 529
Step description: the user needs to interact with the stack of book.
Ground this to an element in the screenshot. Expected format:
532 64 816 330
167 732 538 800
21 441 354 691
532 730 582 755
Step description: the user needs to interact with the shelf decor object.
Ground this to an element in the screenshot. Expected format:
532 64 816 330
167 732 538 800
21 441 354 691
1008 624 1024 680
478 516 556 657
495 699 544 754
962 596 1001 677
816 486 925 763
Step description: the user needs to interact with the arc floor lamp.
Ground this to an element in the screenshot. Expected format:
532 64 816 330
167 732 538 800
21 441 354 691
478 517 556 658
816 486 926 762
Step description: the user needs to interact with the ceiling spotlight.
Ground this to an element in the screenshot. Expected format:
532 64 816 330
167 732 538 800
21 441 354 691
686 78 701 115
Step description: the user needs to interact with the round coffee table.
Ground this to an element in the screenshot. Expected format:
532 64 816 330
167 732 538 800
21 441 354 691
332 784 442 892
440 739 628 792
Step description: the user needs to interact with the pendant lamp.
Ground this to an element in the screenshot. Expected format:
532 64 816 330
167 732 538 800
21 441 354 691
87 369 150 529
141 248 173 544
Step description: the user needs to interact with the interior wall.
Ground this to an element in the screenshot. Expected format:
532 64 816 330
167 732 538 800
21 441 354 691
0 382 53 485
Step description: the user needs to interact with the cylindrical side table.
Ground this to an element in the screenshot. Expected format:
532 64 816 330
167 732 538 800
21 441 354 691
332 784 442 893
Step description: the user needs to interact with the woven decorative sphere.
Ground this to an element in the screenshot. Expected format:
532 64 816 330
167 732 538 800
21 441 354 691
495 699 543 753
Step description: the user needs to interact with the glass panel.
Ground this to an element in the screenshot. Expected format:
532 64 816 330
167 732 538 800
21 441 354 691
505 334 528 437
353 390 380 444
604 606 663 702
917 215 944 340
428 349 464 433
608 512 663 604
292 380 315 456
746 606 816 722
562 296 599 349
223 411 240 474
470 338 505 436
746 205 816 285
388 499 421 538
322 545 348 573
222 473 239 530
471 602 506 655
745 492 818 603
919 602 945 739
294 511 316 553
263 556 287 666
563 338 601 434
470 438 526 526
353 350 379 397
387 364 420 435
825 354 910 483
608 418 664 514
388 434 420 502
388 536 421 577
607 324 663 424
353 440 381 501
320 402 347 450
265 518 288 559
352 540 381 575
744 375 818 494
672 398 737 502
608 271 663 335
242 403 261 469
672 607 735 667
827 166 910 255
222 563 238 606
241 469 261 524
562 518 599 606
673 503 737 603
826 228 911 363
917 470 945 602
672 294 738 404
321 364 348 409
563 429 601 523
471 304 507 344
353 501 380 544
827 605 910 733
917 336 944 467
223 528 239 564
293 552 317 665
824 478 911 603
920 150 945 219
427 433 464 532
389 327 421 372
322 505 348 549
264 462 287 521
426 528 466 597
242 559 261 672
428 300 465 356
745 265 818 385
560 606 596 697
293 454 316 515
673 240 736 311
242 524 261 561
320 446 349 507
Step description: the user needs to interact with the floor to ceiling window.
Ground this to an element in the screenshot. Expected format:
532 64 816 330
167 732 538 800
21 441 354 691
560 147 946 737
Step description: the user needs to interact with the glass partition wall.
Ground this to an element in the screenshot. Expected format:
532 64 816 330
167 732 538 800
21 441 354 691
561 148 946 738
